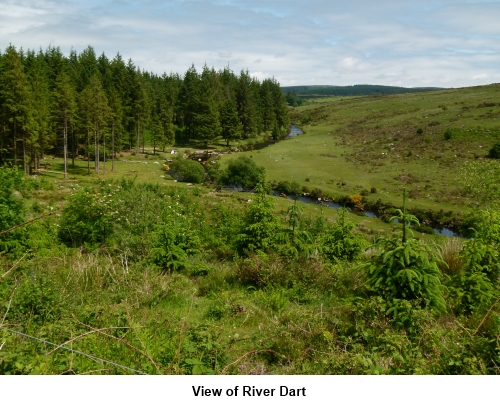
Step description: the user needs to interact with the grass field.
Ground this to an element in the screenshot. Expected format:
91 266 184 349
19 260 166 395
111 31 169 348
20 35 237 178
220 84 500 214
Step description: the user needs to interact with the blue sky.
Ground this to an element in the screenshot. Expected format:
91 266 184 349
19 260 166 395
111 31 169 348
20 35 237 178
1 0 499 87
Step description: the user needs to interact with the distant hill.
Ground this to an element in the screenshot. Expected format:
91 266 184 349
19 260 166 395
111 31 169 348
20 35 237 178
281 84 444 97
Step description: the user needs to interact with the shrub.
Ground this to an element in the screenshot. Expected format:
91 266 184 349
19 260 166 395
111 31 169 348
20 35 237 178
235 177 279 255
448 210 500 313
301 114 312 124
444 129 453 140
0 166 25 234
349 194 364 209
219 156 265 190
169 158 205 183
488 142 500 159
416 128 423 135
321 208 366 262
58 188 115 247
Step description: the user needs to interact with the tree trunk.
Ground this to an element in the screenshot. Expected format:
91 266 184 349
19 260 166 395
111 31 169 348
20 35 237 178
112 120 115 172
0 125 4 165
94 124 100 175
135 118 140 155
23 137 27 175
63 117 68 180
103 123 106 175
87 128 90 175
13 120 17 166
71 124 75 168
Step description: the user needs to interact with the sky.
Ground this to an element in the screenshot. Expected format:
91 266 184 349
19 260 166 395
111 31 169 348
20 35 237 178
1 0 500 88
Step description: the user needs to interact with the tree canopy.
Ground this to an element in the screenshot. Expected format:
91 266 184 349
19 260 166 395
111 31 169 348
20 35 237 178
0 45 289 173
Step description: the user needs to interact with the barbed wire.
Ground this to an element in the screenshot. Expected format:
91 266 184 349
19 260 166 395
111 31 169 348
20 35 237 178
0 326 147 375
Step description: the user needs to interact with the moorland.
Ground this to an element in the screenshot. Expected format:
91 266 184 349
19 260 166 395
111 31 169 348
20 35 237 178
1 45 500 374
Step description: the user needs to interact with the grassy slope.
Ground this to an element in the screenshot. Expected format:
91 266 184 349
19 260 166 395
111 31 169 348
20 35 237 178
221 84 500 213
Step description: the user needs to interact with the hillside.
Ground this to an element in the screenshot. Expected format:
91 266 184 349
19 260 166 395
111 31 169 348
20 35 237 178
223 84 500 217
281 84 443 98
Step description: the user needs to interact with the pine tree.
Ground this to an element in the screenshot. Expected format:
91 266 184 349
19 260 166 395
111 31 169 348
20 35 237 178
79 74 110 175
24 50 53 173
236 70 258 138
0 46 31 171
220 98 242 147
54 72 77 179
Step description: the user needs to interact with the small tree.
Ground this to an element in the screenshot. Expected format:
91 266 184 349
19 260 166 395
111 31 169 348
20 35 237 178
276 198 315 260
452 210 500 313
362 189 447 312
321 208 366 262
235 176 279 255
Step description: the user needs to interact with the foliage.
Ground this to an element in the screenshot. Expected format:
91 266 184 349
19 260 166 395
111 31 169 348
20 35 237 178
219 156 265 190
451 210 500 313
169 158 205 183
0 166 25 233
460 160 500 207
58 188 115 247
235 177 279 255
362 190 447 312
488 142 500 159
285 92 305 107
321 208 366 262
276 199 316 260
349 194 364 210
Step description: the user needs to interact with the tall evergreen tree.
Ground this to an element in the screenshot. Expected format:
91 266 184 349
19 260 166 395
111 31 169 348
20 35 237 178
179 65 200 142
54 72 77 179
79 74 110 174
220 98 242 147
0 45 31 171
236 70 258 138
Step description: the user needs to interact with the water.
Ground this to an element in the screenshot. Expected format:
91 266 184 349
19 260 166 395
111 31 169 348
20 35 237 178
433 227 457 237
271 191 456 237
286 125 303 139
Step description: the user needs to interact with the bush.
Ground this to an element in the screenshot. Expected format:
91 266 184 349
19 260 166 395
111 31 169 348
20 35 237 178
416 128 423 135
169 158 205 183
235 177 278 255
275 180 301 195
321 208 366 262
488 142 500 159
58 188 114 247
219 156 265 190
444 129 453 140
0 166 25 233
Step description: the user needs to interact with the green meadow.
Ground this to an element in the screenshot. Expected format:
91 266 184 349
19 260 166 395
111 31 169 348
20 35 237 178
221 84 500 213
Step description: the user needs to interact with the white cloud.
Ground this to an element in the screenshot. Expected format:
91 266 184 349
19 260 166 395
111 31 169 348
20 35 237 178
1 0 499 87
338 57 370 72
